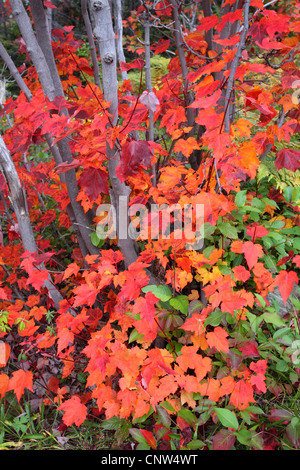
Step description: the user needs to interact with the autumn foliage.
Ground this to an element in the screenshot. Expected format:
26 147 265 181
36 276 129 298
0 0 300 450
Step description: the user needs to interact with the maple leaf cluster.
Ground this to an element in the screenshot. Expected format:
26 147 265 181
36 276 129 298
0 0 299 450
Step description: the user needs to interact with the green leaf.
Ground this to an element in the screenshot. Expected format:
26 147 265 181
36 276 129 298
273 327 292 341
169 296 189 315
275 359 289 372
244 406 265 415
202 222 216 238
254 293 266 308
91 231 105 248
101 416 125 430
269 220 285 230
292 186 300 201
262 312 286 327
186 439 204 450
177 409 197 426
204 309 224 327
136 442 151 450
293 237 300 251
217 221 238 239
156 405 171 428
246 311 263 333
235 190 247 208
142 284 172 302
235 428 253 446
263 254 278 274
129 428 149 445
128 328 144 343
160 401 176 413
214 408 239 431
283 186 293 203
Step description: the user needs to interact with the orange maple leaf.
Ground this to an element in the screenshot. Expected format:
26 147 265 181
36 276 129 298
206 326 229 353
199 378 221 402
250 359 267 393
229 379 254 410
242 241 264 270
57 328 74 355
275 270 298 305
0 373 9 399
173 137 200 158
8 369 33 402
72 283 98 307
58 395 87 427
0 342 10 367
63 262 80 280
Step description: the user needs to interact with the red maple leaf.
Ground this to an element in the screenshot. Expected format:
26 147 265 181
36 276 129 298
8 369 33 402
274 149 300 172
27 269 50 291
232 265 251 283
72 283 98 307
206 326 229 353
229 379 254 410
246 223 270 241
250 359 267 393
0 343 10 367
238 340 260 358
0 373 9 399
275 270 298 305
58 395 87 427
132 292 158 328
116 140 153 182
292 255 300 268
78 167 109 200
120 58 145 72
242 241 263 270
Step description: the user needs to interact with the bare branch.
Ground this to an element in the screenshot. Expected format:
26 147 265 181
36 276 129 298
81 0 102 89
223 0 251 133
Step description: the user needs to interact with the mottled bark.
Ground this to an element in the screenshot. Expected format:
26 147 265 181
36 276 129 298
81 0 102 89
88 0 158 283
9 0 99 257
0 135 64 310
113 0 127 81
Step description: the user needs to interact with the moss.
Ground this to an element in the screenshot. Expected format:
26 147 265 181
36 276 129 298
127 55 170 93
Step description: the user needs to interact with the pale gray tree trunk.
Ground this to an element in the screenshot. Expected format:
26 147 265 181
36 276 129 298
113 0 127 81
81 0 102 89
9 0 98 258
88 0 158 283
88 0 139 268
0 135 64 310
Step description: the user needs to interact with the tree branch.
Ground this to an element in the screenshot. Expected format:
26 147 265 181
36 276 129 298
223 0 250 133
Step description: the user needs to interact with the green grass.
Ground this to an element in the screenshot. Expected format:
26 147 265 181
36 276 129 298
0 393 114 450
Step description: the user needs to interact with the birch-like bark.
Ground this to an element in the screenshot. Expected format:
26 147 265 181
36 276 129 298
28 0 64 96
88 0 158 283
223 0 250 133
88 0 140 267
202 0 214 52
113 0 127 81
143 8 156 185
0 40 32 101
10 0 99 257
0 135 64 310
10 0 56 100
216 0 242 124
169 0 194 127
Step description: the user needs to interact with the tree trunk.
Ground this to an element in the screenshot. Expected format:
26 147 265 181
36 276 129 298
10 0 99 258
0 135 65 310
88 0 158 284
